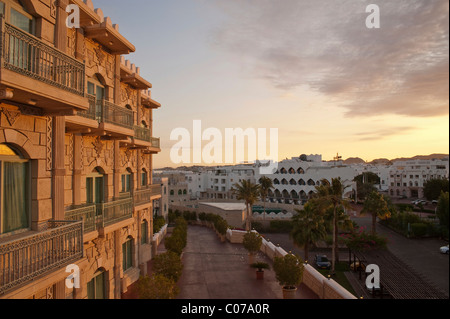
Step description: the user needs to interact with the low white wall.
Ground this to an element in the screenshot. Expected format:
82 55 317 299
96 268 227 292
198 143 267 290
152 224 168 253
227 229 357 300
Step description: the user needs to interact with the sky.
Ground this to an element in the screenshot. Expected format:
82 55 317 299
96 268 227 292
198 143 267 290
93 0 449 169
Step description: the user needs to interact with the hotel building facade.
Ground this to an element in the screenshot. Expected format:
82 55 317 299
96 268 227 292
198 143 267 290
0 0 162 299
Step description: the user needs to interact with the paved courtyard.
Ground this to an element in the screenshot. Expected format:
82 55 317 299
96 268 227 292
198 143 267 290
177 225 318 299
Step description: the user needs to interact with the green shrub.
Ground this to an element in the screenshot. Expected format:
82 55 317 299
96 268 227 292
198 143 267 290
153 217 166 234
273 254 304 289
214 218 229 235
243 231 262 254
152 251 183 282
138 274 179 299
411 223 428 238
269 220 293 233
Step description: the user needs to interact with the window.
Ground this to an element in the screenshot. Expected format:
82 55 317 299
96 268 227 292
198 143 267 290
122 237 133 271
141 169 148 187
0 144 30 235
87 269 106 300
86 169 104 204
121 173 131 194
141 221 148 245
1 1 35 34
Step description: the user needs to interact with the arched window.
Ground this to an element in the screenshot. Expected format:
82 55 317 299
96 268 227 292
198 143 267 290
141 169 148 187
141 220 149 245
307 179 315 186
273 179 280 185
281 179 288 185
86 167 105 204
289 179 297 185
87 268 107 300
121 168 132 194
299 179 306 186
280 168 287 175
288 168 295 174
297 168 305 174
178 190 182 195
183 189 187 195
123 236 134 271
0 144 30 235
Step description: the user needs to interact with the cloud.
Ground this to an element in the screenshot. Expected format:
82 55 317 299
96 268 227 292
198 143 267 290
210 0 449 118
355 126 417 141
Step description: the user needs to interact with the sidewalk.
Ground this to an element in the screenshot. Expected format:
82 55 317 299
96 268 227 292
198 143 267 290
177 225 318 299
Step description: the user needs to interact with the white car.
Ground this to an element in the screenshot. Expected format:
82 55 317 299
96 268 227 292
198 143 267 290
440 245 449 255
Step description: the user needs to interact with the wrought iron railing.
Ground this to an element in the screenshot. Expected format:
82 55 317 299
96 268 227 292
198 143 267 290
65 205 97 234
134 185 162 207
134 126 151 142
0 221 83 295
150 137 160 148
100 100 133 130
97 198 133 228
1 21 85 96
77 95 96 120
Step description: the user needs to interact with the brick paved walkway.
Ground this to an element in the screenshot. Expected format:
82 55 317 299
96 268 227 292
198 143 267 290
177 225 318 299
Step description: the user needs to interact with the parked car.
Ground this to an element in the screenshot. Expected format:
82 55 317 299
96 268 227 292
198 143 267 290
432 200 439 205
315 255 331 270
440 245 449 255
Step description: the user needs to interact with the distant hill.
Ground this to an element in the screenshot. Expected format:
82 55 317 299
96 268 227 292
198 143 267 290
370 158 393 165
391 154 449 162
343 157 366 164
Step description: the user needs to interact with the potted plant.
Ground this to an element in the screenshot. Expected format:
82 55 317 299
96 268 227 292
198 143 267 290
243 231 262 265
273 254 304 299
251 262 270 280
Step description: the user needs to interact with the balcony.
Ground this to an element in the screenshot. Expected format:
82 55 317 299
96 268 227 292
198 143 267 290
0 221 83 296
0 20 88 115
132 126 161 152
97 197 133 229
134 185 162 208
68 96 134 137
65 205 97 234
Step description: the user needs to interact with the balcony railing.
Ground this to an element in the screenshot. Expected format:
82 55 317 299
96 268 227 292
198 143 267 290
1 22 85 96
134 126 151 142
65 205 97 234
77 96 134 130
150 137 160 149
0 221 83 295
100 100 133 129
97 198 133 228
134 185 162 207
134 126 160 148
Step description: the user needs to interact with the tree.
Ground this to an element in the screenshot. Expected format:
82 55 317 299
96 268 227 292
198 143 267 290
354 172 380 201
437 192 449 229
152 251 184 282
259 176 274 221
424 179 449 201
310 178 351 274
273 254 304 290
138 274 179 299
362 191 391 235
290 203 327 261
232 180 260 231
243 231 262 265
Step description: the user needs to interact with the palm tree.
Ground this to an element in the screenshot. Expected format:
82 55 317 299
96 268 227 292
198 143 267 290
232 180 260 231
259 176 274 221
362 191 391 235
311 178 351 274
290 203 327 262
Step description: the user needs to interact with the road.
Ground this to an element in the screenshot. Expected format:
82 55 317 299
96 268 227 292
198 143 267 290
262 215 449 297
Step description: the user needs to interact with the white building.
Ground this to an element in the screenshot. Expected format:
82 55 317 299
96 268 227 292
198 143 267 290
388 157 449 199
256 155 359 205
